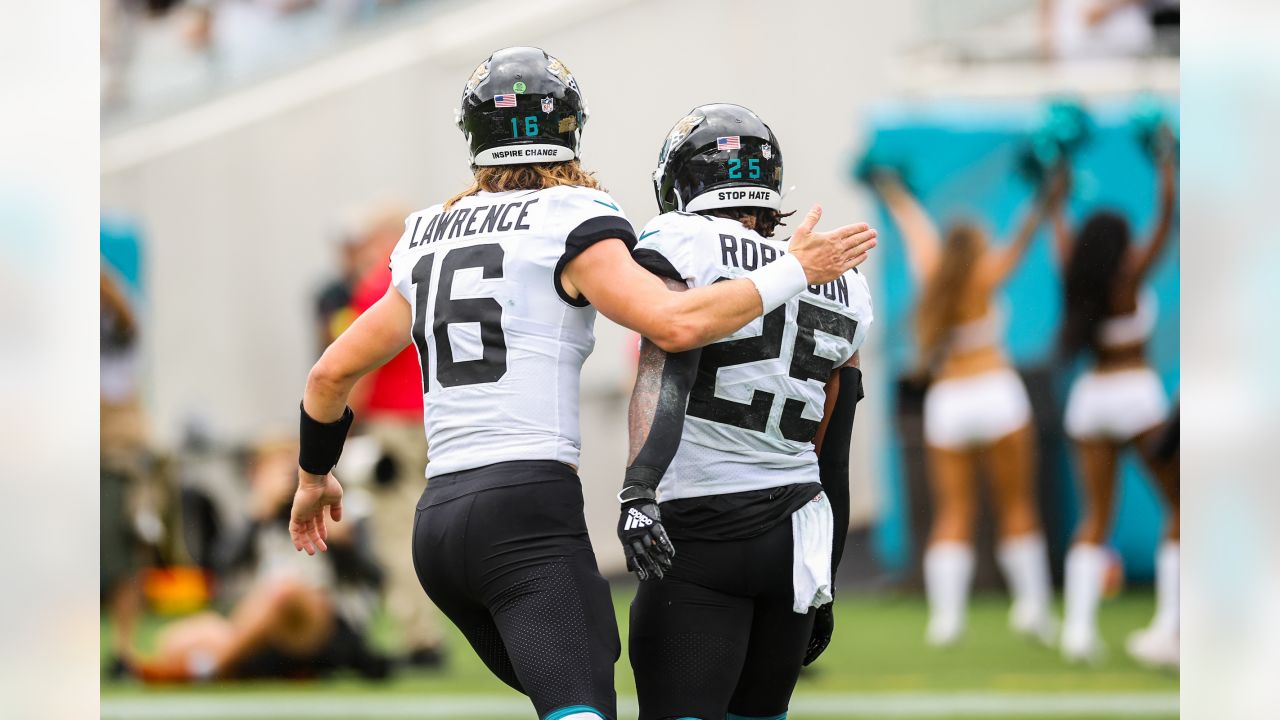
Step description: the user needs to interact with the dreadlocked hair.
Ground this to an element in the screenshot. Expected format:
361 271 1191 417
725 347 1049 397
1059 210 1132 359
701 207 796 238
444 161 602 210
915 220 986 371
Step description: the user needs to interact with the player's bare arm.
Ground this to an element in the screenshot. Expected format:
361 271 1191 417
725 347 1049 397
563 204 876 352
291 284 412 556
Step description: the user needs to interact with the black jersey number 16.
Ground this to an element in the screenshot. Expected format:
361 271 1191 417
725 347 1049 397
410 243 508 390
686 299 857 443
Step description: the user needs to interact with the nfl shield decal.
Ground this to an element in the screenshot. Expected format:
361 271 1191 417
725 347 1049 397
762 143 772 159
542 97 555 113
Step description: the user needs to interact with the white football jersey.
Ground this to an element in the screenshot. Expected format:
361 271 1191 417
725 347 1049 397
389 186 635 478
632 212 874 501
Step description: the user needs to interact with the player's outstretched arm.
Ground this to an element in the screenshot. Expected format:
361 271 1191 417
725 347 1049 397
618 280 702 580
804 352 865 666
292 284 412 556
565 205 876 352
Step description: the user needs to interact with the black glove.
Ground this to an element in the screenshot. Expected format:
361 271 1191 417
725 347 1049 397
617 485 675 581
803 602 834 666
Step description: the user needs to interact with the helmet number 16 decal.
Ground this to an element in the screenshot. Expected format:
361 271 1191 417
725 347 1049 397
727 158 762 180
510 116 539 138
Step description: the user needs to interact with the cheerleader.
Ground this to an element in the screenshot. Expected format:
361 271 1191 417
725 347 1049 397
1052 133 1178 666
873 171 1064 647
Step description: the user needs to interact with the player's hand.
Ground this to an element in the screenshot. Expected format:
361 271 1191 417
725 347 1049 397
788 205 877 284
290 470 344 556
803 602 835 666
617 486 675 581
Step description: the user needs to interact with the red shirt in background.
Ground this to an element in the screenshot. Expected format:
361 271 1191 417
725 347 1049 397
349 264 424 419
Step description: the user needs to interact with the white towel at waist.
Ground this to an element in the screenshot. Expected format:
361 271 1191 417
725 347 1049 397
791 491 834 614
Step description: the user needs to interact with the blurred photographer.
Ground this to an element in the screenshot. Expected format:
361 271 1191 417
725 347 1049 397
127 439 388 682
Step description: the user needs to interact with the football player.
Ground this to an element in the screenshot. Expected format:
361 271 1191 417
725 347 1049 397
288 50 877 720
620 104 875 720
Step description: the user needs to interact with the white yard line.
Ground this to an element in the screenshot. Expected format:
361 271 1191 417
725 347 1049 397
101 692 1179 718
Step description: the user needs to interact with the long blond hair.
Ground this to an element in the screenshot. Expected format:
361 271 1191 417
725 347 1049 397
444 161 603 210
915 221 985 370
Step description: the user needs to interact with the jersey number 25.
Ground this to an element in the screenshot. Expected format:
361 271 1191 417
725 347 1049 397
687 300 857 443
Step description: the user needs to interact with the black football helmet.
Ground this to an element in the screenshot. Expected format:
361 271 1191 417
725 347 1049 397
456 46 587 167
652 103 783 214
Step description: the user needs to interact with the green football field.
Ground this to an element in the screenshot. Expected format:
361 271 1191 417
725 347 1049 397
101 591 1178 719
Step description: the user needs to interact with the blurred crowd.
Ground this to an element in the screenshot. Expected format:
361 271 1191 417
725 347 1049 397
1039 0 1179 61
101 0 427 113
101 205 448 682
99 0 1180 116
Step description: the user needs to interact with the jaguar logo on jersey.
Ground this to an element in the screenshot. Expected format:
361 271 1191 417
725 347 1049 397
541 97 555 113
762 143 773 159
624 508 654 531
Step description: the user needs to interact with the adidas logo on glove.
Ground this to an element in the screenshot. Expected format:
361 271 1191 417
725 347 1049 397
624 508 654 531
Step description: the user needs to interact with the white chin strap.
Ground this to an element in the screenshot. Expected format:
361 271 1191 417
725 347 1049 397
684 186 783 212
473 144 575 166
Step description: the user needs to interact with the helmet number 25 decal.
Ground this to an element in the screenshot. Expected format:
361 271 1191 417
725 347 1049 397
727 158 762 180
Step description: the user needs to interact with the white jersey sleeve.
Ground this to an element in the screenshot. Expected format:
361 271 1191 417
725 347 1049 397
385 186 634 479
631 212 726 288
631 213 875 502
545 187 637 306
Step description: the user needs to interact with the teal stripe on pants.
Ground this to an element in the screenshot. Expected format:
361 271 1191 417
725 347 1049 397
543 705 605 720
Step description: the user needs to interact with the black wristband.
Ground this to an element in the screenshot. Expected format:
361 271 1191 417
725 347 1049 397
298 402 354 476
623 465 664 494
618 483 657 504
